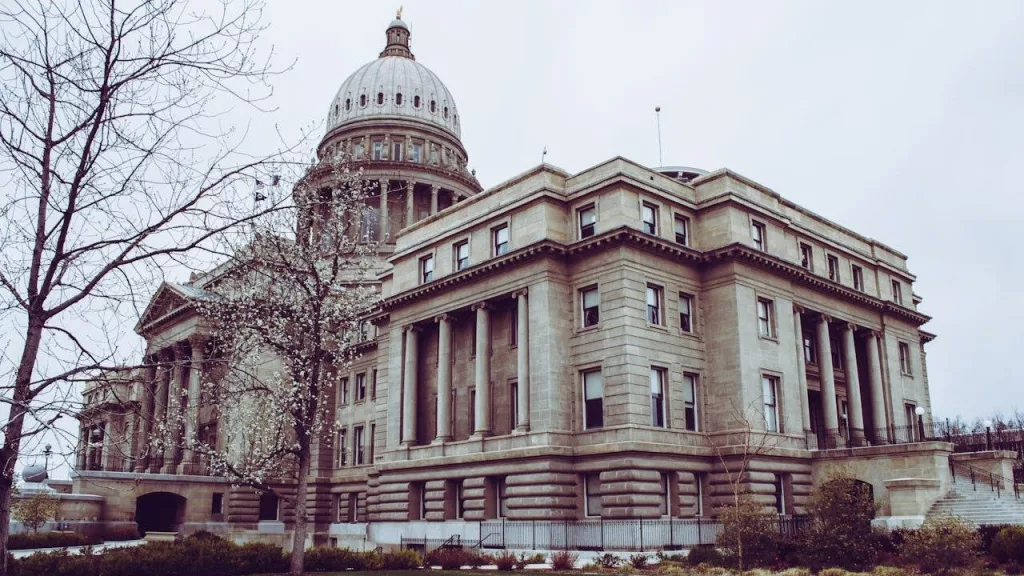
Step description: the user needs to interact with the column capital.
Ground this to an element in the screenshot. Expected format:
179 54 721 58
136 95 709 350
792 303 806 314
435 313 453 323
817 312 833 324
405 324 422 334
512 288 529 299
188 333 209 347
843 321 860 333
864 329 883 340
430 183 440 192
471 302 492 312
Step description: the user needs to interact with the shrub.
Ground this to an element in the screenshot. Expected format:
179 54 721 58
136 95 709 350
629 554 649 569
616 565 637 575
717 496 780 569
516 552 546 569
494 550 518 571
686 545 724 567
12 549 96 576
802 472 878 571
658 566 687 576
901 516 980 575
992 526 1024 564
779 568 812 576
233 541 288 575
597 552 622 568
101 525 140 541
381 549 422 569
978 524 1015 553
303 546 367 571
1005 561 1023 575
7 532 101 550
871 567 911 576
819 569 850 576
428 547 467 570
550 550 578 571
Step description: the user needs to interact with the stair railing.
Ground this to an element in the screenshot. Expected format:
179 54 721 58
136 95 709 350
949 458 1020 500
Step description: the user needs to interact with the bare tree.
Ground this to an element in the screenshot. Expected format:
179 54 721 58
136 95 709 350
0 0 294 571
705 399 781 571
179 158 381 575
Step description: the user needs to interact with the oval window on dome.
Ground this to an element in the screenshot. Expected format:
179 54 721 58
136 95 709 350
377 92 384 105
443 106 449 119
430 100 436 113
334 104 338 117
396 93 403 106
345 98 351 111
414 95 421 108
360 94 367 107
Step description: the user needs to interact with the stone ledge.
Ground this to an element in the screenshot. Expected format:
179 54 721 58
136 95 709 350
884 478 941 490
810 441 953 460
74 470 234 483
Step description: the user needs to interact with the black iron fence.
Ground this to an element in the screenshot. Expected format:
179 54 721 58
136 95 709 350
475 516 809 551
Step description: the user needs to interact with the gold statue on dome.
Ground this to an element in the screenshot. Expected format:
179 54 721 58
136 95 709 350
396 6 403 19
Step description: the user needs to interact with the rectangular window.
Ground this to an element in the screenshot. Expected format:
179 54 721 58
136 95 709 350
695 474 706 516
353 141 365 160
581 286 600 327
509 310 518 347
582 369 604 430
852 265 864 292
339 377 350 405
751 221 766 251
469 389 476 433
774 475 786 514
650 367 667 428
799 243 813 270
905 403 918 440
258 493 280 521
803 331 817 364
641 202 658 235
757 298 775 338
392 140 404 161
372 140 384 160
509 382 519 429
497 477 509 518
830 337 843 370
584 473 602 517
679 293 693 333
353 425 365 465
840 400 850 440
827 254 840 282
370 369 378 400
212 493 223 515
891 279 903 305
411 142 423 163
420 254 434 283
674 214 690 246
455 480 465 519
646 284 663 325
762 375 780 432
368 423 376 464
356 373 366 401
659 473 671 517
454 240 470 271
578 205 597 238
493 224 509 256
348 493 358 523
899 342 912 374
337 428 347 466
683 373 698 431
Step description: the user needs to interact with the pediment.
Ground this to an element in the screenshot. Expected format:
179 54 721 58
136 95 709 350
134 283 195 334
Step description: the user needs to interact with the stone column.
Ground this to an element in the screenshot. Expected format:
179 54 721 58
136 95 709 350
792 305 811 434
472 303 492 437
514 290 530 432
402 325 419 446
76 427 88 470
842 323 866 445
134 359 157 472
405 180 416 227
865 330 889 443
815 315 841 441
179 335 205 474
430 184 440 215
101 420 116 471
434 315 453 443
378 179 389 242
149 350 171 473
161 344 186 473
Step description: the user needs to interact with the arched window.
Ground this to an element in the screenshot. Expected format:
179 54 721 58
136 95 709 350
360 94 367 107
345 98 351 111
414 95 421 108
334 104 338 116
430 100 436 113
396 93 403 106
443 107 449 119
377 92 384 105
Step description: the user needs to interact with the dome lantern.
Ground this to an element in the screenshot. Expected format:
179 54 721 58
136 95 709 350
380 8 414 60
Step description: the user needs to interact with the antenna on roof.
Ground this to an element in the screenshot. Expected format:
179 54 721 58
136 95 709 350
541 146 548 165
655 106 663 167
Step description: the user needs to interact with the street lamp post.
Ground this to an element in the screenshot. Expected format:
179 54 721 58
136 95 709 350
984 420 993 451
43 443 51 473
915 406 926 442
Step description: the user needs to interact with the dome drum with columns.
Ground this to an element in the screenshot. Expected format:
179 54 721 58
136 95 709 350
302 14 481 245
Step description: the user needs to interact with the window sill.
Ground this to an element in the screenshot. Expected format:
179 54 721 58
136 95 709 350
679 330 699 340
759 335 779 343
577 324 601 334
646 323 669 332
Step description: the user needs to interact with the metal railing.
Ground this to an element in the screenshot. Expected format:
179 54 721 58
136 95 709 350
400 536 478 554
476 516 809 551
949 459 1020 500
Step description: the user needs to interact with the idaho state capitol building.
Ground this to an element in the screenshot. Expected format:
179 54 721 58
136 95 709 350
70 16 1009 549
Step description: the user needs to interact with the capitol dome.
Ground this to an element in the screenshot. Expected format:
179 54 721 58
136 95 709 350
325 16 461 139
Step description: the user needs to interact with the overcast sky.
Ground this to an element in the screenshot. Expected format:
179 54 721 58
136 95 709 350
247 0 1022 420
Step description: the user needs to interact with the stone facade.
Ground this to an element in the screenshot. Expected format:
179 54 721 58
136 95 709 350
71 15 954 549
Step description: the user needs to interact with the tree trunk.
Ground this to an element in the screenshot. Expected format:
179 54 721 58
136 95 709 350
0 316 46 576
289 446 312 576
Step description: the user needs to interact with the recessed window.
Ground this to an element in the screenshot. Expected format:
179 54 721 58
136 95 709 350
674 214 690 246
337 428 347 466
353 425 365 465
646 284 663 325
492 224 509 256
683 373 698 431
372 140 384 161
454 240 470 271
803 331 817 364
757 297 775 338
376 92 384 105
443 106 449 119
650 367 667 428
356 373 366 401
414 95 421 108
827 254 840 282
800 243 813 270
584 473 602 517
830 337 843 370
762 375 780 432
345 98 351 111
641 202 658 235
334 104 338 117
370 369 378 400
258 493 280 521
891 279 903 305
212 493 223 515
339 377 350 405
508 382 518 428
852 265 864 292
353 141 365 160
396 92 403 106
582 369 604 429
581 286 599 327
359 94 367 107
898 342 912 375
411 142 423 163
419 254 434 283
679 293 693 333
392 140 404 161
509 311 518 348
751 220 766 251
430 100 436 113
578 205 596 238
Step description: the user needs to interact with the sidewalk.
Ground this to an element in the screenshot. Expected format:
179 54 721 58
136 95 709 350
11 538 145 559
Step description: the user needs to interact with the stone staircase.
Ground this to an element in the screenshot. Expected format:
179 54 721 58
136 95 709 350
927 469 1024 526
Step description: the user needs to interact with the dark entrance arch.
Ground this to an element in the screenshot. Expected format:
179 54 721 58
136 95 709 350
135 492 186 535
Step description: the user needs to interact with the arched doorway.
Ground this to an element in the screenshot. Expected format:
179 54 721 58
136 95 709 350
135 492 186 535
